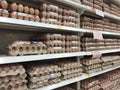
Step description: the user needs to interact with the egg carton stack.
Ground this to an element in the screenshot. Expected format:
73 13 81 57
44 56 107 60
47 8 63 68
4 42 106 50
62 9 79 28
0 0 9 17
81 38 105 51
80 57 102 73
81 78 101 90
81 16 94 30
56 60 82 80
111 4 120 16
65 34 80 53
55 83 76 90
40 3 62 25
80 0 94 7
117 24 120 31
0 64 27 90
98 69 120 90
9 2 40 22
8 41 47 56
93 0 103 10
104 2 111 13
110 22 118 32
36 33 65 54
25 62 61 89
103 18 110 32
94 19 103 31
104 39 119 49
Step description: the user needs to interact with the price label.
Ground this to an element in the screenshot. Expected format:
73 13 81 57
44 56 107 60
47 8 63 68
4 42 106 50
95 9 104 17
87 29 93 32
93 30 103 40
87 73 91 78
92 51 102 59
57 25 62 29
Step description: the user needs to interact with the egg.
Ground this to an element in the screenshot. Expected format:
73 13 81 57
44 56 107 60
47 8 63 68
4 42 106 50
2 10 9 17
0 0 8 9
24 6 29 13
10 3 18 11
10 12 17 19
29 8 35 15
34 9 39 15
18 4 24 12
34 16 40 22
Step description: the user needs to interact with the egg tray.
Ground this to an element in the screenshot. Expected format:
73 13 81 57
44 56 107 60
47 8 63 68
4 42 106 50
28 77 61 89
81 85 101 90
0 73 27 84
81 0 94 7
83 67 102 73
0 79 27 90
28 72 61 84
0 64 25 77
62 68 82 80
8 42 47 56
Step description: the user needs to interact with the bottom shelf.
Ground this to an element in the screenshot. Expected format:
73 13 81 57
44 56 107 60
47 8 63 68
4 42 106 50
36 65 120 90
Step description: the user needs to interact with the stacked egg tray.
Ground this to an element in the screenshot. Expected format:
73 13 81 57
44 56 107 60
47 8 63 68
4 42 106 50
25 62 61 89
80 0 94 7
7 41 47 56
55 60 82 80
0 64 27 90
0 0 79 28
81 37 120 51
81 16 120 32
93 0 103 10
104 2 120 17
32 33 81 54
40 3 79 28
80 54 120 73
81 69 120 90
25 59 83 89
55 83 76 90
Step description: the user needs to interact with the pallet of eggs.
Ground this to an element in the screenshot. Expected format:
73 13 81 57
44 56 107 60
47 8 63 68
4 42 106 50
55 60 82 80
7 41 47 56
0 64 27 90
93 0 103 10
65 34 81 53
0 0 9 17
80 57 102 73
40 3 79 28
9 2 40 22
104 2 111 13
80 0 94 7
25 62 61 89
32 33 80 54
81 78 101 90
81 37 120 51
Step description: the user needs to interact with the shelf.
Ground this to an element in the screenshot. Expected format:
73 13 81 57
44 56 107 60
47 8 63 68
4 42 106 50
35 65 120 90
0 17 85 33
0 52 86 64
57 0 120 21
86 49 120 56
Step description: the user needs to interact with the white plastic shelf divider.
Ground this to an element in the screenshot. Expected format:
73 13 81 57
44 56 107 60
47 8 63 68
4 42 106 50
86 49 120 56
34 65 120 90
57 0 120 21
0 52 86 64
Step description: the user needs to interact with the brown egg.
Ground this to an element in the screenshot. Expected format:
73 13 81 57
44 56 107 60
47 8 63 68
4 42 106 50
41 18 46 23
0 10 2 16
34 9 39 15
0 0 8 9
41 11 47 18
46 13 51 18
2 10 9 17
58 8 63 14
10 3 18 11
18 4 24 12
41 3 47 11
24 6 29 13
29 8 35 15
24 15 29 21
34 16 40 22
10 12 17 19
18 14 24 20
4 66 10 72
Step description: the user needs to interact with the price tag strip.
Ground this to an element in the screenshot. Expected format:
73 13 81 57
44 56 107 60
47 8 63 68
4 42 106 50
92 51 102 59
95 9 104 17
93 30 103 40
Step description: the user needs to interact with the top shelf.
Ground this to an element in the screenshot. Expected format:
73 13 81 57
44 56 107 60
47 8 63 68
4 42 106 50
56 0 120 21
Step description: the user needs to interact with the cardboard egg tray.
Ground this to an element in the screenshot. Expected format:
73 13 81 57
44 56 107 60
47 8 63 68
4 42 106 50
93 0 103 10
81 0 94 7
8 41 47 56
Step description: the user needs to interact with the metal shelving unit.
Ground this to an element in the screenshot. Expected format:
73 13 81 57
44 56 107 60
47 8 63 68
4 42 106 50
0 0 120 90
